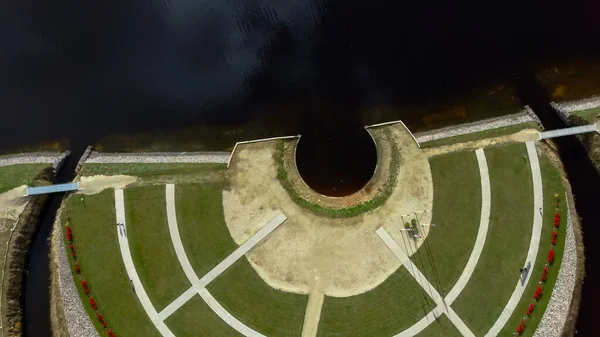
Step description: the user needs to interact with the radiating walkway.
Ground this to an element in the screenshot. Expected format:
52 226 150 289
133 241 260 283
164 183 286 336
391 149 491 337
376 228 475 337
114 189 175 337
485 141 544 336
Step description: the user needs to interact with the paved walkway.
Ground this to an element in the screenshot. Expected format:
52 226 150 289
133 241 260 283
114 189 175 337
445 149 491 304
485 141 544 336
392 149 491 336
164 183 286 336
376 227 475 337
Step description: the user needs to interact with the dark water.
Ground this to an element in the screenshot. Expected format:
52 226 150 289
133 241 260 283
0 0 598 336
296 124 377 196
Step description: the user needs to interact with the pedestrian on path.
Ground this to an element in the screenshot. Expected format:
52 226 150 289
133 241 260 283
130 279 135 293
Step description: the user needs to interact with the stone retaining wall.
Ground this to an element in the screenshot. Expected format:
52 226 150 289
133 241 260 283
533 194 578 337
414 110 536 144
85 151 230 164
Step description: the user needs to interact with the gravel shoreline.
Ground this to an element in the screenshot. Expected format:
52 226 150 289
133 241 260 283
85 151 231 164
533 194 577 337
56 213 99 337
413 111 537 144
551 96 600 114
0 152 69 170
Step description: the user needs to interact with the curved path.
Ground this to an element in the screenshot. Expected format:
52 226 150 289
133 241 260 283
382 148 491 337
112 143 543 337
115 185 286 337
164 183 286 337
114 189 175 337
485 141 543 336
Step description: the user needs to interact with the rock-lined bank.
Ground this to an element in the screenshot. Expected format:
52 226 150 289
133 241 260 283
84 151 231 164
0 152 70 171
51 206 98 337
533 194 579 337
413 110 538 144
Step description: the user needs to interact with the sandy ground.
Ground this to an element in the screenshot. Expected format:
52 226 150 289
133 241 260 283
424 128 539 157
77 175 137 195
0 186 28 221
223 124 433 298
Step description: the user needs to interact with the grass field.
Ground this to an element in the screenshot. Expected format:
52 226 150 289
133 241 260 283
452 143 534 335
0 163 51 193
410 151 482 297
81 163 228 186
125 186 191 311
175 183 238 277
175 182 308 336
165 295 242 337
501 154 568 336
81 163 226 177
317 266 436 337
419 122 539 148
416 315 462 337
64 190 159 337
208 259 308 337
570 107 600 123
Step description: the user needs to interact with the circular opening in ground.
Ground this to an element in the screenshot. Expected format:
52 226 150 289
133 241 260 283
295 125 377 197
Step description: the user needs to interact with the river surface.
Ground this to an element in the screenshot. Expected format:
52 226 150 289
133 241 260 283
0 1 599 336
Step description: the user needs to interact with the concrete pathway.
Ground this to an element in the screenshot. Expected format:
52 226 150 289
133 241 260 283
114 189 175 337
485 141 544 336
393 149 491 336
376 228 475 337
197 211 287 287
445 149 491 303
301 272 325 337
165 183 286 336
157 286 197 321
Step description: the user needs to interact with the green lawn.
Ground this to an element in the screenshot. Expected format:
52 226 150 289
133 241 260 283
0 164 51 193
452 143 534 335
410 151 482 297
125 186 191 311
570 107 600 123
500 154 568 336
416 315 462 337
420 122 539 148
175 182 308 336
208 259 308 337
81 163 226 177
64 190 160 337
317 267 436 337
164 295 242 337
175 183 237 277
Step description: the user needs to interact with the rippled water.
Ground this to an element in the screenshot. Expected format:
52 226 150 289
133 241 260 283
0 1 599 336
0 0 599 150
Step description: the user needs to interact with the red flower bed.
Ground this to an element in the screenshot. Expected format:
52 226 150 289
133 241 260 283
69 222 114 335
517 322 524 334
552 237 557 245
81 280 90 295
534 286 543 300
548 249 555 263
542 267 548 282
527 303 535 316
89 297 97 310
66 226 73 241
